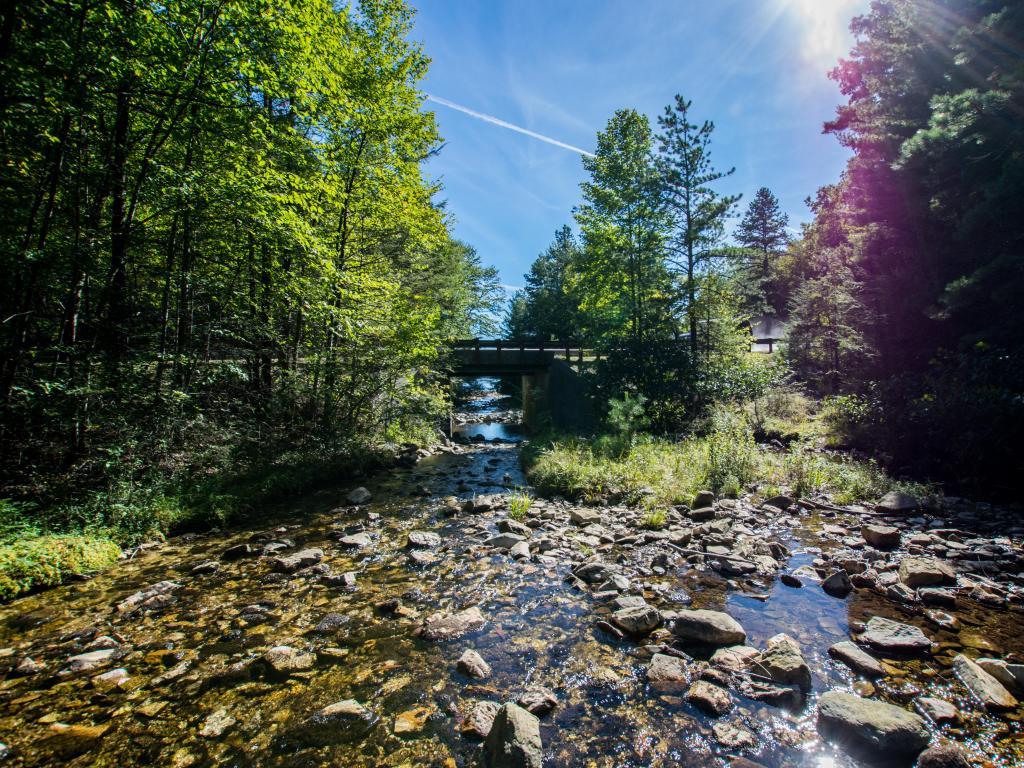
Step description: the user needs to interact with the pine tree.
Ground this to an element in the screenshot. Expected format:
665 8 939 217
656 95 740 350
735 187 789 316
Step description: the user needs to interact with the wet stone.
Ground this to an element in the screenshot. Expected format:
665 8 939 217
861 524 901 549
648 653 688 691
685 679 732 716
393 706 431 735
294 699 375 745
419 606 486 641
898 557 955 587
199 708 235 738
456 649 491 679
314 612 349 634
712 721 756 749
480 703 542 768
516 686 558 716
64 648 119 675
976 658 1024 696
952 654 1018 711
916 697 960 725
262 646 315 678
337 532 372 549
44 723 110 758
821 570 853 598
816 690 930 760
610 605 662 636
406 530 441 548
917 743 973 768
753 640 811 691
271 547 322 573
461 700 500 739
116 580 180 614
221 543 258 561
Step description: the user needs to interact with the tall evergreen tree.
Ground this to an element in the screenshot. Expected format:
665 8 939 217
505 225 581 340
656 95 740 350
735 187 790 316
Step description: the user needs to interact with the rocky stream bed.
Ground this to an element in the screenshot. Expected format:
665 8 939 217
0 381 1022 768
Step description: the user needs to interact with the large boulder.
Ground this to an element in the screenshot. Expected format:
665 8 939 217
673 609 746 646
479 702 542 768
817 691 930 760
898 557 955 588
952 654 1018 711
860 616 931 653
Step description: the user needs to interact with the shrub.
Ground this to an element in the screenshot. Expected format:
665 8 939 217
0 535 121 601
640 509 667 529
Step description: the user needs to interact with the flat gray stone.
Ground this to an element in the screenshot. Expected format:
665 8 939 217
861 616 931 653
817 690 930 760
419 606 486 641
673 609 746 645
952 654 1018 711
828 641 884 678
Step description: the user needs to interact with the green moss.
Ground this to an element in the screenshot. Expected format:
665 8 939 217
0 535 121 601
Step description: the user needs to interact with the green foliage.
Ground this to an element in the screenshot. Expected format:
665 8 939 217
507 491 532 521
640 509 667 530
0 535 121 601
606 393 648 453
734 187 790 316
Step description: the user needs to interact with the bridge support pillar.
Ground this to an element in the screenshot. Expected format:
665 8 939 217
521 370 549 431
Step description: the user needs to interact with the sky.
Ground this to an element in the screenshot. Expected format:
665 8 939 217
412 0 870 292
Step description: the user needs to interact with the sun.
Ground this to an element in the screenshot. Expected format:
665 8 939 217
786 0 863 65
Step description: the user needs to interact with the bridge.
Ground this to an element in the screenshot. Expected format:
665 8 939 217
448 339 595 431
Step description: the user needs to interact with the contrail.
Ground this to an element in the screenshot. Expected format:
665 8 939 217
427 94 595 158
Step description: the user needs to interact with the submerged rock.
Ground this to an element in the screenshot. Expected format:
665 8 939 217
44 723 110 758
419 606 486 641
262 646 315 678
816 690 929 760
673 609 746 646
116 580 180 613
406 530 442 548
294 699 375 745
516 686 558 716
479 702 542 768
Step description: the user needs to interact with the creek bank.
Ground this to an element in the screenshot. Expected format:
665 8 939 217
0 404 1022 767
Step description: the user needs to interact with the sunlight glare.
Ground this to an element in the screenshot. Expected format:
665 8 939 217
788 0 862 65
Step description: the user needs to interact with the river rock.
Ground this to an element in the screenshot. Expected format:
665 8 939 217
919 588 957 608
611 605 662 636
271 547 322 573
693 490 716 508
346 487 372 505
44 723 110 758
861 616 931 653
976 658 1024 696
898 557 955 587
337 532 372 549
517 686 558 716
861 525 900 549
509 540 531 559
64 648 119 674
685 680 732 716
816 690 930 760
876 491 920 514
14 656 44 676
262 646 315 677
407 530 442 548
828 641 884 678
753 640 811 691
648 653 688 690
295 699 375 745
462 700 500 739
916 697 959 725
952 654 1018 710
710 645 759 672
116 580 180 613
485 533 526 550
199 708 235 738
821 570 852 598
457 649 492 679
712 721 756 749
673 609 746 645
916 743 972 768
393 706 431 734
419 606 486 641
221 543 258 561
570 509 601 526
479 702 542 768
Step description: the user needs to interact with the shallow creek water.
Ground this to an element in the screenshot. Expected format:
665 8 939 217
0 379 1021 767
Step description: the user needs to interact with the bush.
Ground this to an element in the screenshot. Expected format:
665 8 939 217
0 535 121 601
640 509 667 529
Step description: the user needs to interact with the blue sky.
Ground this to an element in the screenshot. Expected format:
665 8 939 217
413 0 869 291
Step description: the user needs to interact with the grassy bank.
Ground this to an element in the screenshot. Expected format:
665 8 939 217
523 408 928 509
0 442 409 601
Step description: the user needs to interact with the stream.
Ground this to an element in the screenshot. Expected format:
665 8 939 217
0 377 1021 767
